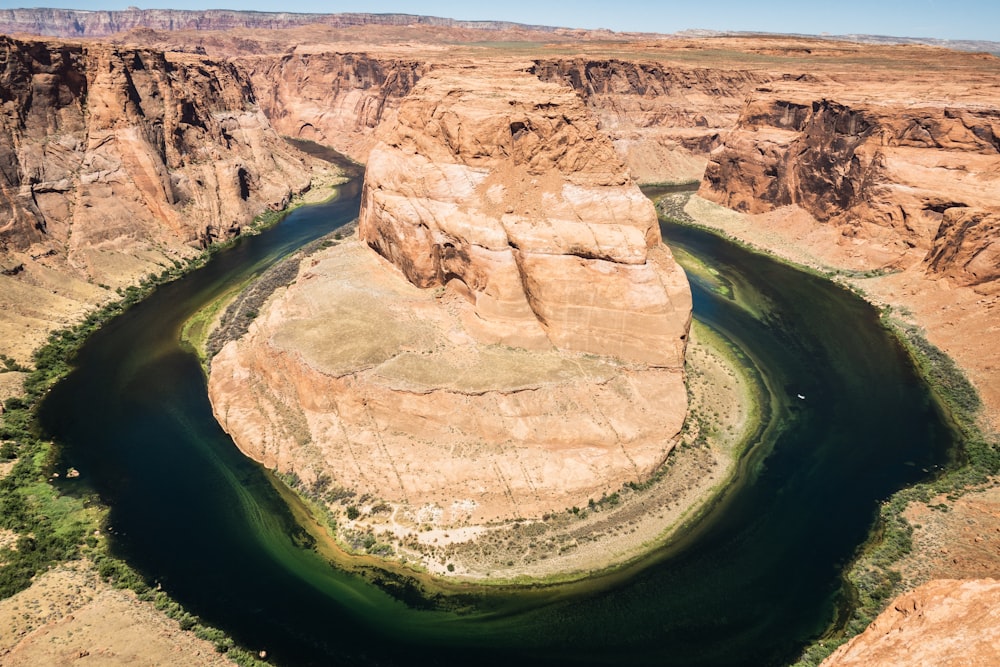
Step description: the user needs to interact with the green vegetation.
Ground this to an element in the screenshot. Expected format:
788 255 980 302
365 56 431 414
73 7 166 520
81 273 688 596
0 385 101 599
0 193 337 661
0 353 28 373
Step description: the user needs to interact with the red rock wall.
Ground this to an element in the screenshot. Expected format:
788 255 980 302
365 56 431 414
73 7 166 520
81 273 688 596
533 59 769 183
700 86 1000 284
237 53 425 163
0 36 319 281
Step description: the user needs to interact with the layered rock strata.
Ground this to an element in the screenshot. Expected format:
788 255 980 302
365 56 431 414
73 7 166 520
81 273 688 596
359 63 691 366
237 53 425 162
533 59 768 184
700 81 1000 287
0 36 328 362
209 63 691 528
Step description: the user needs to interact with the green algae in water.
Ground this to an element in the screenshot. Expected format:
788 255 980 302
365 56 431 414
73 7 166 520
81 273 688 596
39 182 955 666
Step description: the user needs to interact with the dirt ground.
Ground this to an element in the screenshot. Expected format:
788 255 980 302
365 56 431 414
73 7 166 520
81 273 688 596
349 321 757 580
899 481 1000 587
0 560 237 667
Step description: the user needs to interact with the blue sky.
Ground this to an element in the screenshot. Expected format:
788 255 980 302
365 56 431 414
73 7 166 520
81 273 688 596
2 1 997 41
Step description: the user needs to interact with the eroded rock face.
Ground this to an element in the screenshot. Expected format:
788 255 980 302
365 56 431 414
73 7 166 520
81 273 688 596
821 579 1000 667
533 59 769 184
209 63 691 527
700 83 1000 285
237 53 425 163
1 37 320 258
0 36 328 361
360 63 691 367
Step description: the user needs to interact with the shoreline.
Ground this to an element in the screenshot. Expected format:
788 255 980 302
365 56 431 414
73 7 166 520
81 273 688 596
245 315 766 594
656 191 1000 667
0 160 350 667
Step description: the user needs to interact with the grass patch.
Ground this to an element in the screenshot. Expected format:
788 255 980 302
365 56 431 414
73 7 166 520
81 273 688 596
0 186 346 661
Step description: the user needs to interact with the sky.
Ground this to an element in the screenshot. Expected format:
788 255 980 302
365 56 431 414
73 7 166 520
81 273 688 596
1 0 998 42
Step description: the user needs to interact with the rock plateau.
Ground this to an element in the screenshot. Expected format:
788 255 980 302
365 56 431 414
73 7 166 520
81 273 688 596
208 63 691 529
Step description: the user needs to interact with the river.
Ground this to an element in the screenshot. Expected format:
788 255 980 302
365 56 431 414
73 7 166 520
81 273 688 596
39 177 955 666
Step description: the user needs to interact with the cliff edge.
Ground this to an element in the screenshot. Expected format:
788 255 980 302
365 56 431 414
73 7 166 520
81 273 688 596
208 62 692 565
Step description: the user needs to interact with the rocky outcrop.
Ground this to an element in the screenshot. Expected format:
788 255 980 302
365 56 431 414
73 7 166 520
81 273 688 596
209 63 691 531
237 53 425 163
925 208 1000 289
0 35 329 362
360 63 690 365
700 83 1000 284
0 9 560 39
821 579 1000 666
534 59 769 183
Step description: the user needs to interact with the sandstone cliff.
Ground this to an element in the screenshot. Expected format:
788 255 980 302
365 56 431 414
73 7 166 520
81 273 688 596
236 53 424 162
821 579 1000 667
533 59 769 184
209 63 691 536
360 63 691 365
238 54 767 185
0 36 329 363
700 81 1000 286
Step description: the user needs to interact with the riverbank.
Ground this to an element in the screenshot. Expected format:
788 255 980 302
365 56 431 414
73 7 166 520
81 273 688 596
654 191 1000 666
0 155 349 667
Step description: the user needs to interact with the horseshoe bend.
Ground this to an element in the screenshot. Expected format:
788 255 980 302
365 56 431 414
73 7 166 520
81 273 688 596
207 62 700 576
0 8 999 667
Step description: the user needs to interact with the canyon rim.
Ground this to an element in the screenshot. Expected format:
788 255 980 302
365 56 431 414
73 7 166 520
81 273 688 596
207 61 696 574
0 9 998 667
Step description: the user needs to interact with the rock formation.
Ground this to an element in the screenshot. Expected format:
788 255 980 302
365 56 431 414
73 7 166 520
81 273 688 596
237 53 425 162
821 579 1000 666
533 59 768 184
238 55 766 182
359 63 690 365
0 35 330 362
209 62 691 528
700 81 1000 286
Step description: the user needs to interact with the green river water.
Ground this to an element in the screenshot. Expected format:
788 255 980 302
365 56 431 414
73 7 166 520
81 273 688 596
39 177 954 666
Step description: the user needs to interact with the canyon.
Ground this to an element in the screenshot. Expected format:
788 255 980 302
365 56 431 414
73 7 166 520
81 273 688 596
0 34 339 364
0 10 998 667
207 61 692 550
